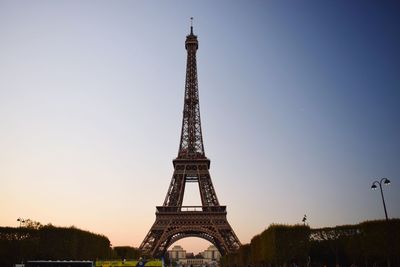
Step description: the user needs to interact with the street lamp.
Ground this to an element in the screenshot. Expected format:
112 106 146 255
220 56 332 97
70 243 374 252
371 178 391 221
17 218 25 227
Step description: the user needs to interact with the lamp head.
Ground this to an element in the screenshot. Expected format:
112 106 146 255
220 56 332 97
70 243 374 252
371 184 378 190
383 178 391 185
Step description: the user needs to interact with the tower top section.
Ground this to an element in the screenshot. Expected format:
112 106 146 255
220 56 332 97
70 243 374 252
178 19 205 159
185 17 198 50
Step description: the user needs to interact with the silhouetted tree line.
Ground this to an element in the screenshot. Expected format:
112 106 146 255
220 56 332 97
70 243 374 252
221 219 400 267
0 224 112 267
112 246 142 260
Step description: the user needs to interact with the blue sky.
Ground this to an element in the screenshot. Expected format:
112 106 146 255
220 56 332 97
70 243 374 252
0 1 399 253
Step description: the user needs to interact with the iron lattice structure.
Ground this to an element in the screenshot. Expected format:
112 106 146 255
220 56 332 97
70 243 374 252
139 26 241 258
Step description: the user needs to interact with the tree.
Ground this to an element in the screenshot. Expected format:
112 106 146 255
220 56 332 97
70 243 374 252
0 224 112 267
113 246 141 259
310 225 358 266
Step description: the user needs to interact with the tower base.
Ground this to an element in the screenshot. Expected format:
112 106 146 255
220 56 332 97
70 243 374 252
139 206 241 257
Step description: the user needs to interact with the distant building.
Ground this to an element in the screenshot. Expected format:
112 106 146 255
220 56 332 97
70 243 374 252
181 258 205 266
168 245 186 261
201 245 221 261
167 245 220 267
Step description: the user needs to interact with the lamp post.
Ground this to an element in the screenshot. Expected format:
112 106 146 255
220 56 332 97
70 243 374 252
371 178 391 221
17 218 24 227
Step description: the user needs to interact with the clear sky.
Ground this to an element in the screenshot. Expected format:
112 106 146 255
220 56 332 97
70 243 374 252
0 0 399 254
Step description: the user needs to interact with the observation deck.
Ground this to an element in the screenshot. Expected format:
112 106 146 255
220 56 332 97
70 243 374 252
156 206 226 213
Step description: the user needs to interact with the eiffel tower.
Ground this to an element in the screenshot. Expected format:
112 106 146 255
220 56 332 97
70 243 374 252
139 22 241 258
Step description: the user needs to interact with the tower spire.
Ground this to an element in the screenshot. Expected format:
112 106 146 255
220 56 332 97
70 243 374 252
190 17 193 35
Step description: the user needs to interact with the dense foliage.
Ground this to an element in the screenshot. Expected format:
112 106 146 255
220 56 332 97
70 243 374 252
112 246 142 260
221 219 400 267
222 224 310 267
0 224 112 267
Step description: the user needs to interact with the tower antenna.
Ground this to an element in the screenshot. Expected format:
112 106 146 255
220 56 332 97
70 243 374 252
190 17 193 34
